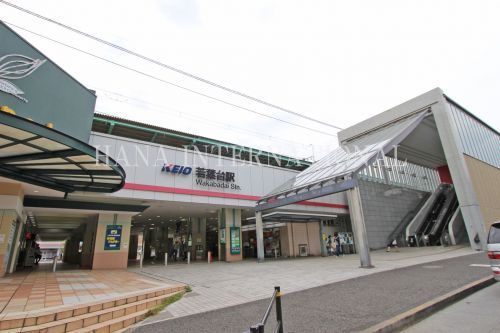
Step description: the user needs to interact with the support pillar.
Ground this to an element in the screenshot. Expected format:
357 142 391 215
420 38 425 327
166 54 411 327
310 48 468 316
347 186 373 268
0 182 24 277
92 213 133 269
191 217 206 260
255 211 265 262
433 96 488 250
319 221 327 257
219 208 243 262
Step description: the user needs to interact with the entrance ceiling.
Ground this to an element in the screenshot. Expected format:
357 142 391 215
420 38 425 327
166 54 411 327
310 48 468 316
387 115 446 168
27 210 91 241
0 111 125 193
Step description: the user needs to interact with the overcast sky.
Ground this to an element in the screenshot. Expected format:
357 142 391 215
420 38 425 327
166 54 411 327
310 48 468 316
2 0 499 160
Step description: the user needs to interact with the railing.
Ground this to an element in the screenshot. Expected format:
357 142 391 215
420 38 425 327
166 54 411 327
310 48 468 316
245 286 284 333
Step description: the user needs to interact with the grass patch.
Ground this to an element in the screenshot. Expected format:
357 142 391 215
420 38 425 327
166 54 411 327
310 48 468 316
185 285 192 293
145 291 184 317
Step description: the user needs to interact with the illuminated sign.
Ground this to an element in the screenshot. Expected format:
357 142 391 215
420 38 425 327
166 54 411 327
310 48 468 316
230 227 241 255
104 225 122 250
0 54 46 103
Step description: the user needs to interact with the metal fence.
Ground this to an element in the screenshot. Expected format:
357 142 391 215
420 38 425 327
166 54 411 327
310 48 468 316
245 286 284 333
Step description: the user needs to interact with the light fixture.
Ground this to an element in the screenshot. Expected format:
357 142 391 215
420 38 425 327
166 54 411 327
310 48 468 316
148 218 152 220
33 190 39 193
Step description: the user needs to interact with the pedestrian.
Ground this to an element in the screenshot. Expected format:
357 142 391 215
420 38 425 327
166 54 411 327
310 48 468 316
326 235 333 256
333 232 341 257
386 239 399 252
34 244 42 264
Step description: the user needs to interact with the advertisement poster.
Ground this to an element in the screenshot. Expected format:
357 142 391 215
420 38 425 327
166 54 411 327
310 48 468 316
220 228 226 244
230 227 241 255
105 225 122 250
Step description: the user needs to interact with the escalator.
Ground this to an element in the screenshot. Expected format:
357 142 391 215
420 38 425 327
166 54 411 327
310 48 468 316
427 189 458 245
386 192 430 247
405 183 459 246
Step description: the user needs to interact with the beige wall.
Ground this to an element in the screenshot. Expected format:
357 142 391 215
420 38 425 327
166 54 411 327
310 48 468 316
279 226 290 257
0 183 23 277
0 210 18 277
92 213 132 269
464 155 500 231
282 222 321 257
306 223 321 256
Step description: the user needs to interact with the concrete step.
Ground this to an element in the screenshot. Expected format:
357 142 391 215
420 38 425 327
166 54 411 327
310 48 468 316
0 285 185 332
63 309 148 333
19 291 181 332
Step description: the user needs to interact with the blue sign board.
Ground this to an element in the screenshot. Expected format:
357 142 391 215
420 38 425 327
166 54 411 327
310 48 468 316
104 225 122 250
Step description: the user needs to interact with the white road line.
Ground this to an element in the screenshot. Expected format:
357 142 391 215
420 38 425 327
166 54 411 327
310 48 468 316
469 264 491 267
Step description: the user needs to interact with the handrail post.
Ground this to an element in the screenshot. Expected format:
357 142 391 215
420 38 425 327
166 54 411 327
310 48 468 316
275 286 284 333
250 325 259 333
258 323 264 333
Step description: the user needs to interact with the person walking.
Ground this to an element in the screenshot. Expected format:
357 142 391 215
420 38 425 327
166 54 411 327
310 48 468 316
333 232 341 257
326 235 333 256
386 239 399 252
34 244 42 264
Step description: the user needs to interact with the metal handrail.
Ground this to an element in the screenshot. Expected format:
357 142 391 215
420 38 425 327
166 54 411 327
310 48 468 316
246 286 284 333
261 289 277 325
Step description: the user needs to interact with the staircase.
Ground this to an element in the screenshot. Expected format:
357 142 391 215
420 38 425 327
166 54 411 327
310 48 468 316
0 284 185 333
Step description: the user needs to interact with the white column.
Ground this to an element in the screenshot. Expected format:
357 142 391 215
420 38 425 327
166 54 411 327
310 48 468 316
433 96 487 250
319 221 327 257
256 211 265 262
347 187 373 268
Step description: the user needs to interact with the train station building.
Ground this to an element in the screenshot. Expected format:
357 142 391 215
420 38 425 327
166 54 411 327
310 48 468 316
0 21 499 276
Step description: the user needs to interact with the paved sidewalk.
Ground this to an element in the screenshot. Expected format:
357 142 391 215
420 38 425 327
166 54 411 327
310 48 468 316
132 245 475 325
132 251 491 332
403 281 500 333
0 267 179 315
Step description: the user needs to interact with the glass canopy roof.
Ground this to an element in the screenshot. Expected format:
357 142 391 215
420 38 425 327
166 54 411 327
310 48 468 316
0 111 125 193
260 110 429 203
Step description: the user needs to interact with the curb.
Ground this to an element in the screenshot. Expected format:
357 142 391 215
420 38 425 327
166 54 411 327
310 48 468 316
360 275 496 333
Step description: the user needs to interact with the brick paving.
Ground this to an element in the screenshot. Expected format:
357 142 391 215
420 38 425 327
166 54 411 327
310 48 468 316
0 266 173 315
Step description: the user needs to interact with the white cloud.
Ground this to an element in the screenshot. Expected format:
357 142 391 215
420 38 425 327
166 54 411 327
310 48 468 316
2 0 499 160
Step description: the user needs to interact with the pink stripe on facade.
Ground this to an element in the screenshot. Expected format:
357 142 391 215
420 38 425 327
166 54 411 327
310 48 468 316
123 183 349 209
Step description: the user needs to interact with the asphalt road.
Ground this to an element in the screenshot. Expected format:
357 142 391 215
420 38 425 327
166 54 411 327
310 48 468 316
132 252 490 333
403 281 500 333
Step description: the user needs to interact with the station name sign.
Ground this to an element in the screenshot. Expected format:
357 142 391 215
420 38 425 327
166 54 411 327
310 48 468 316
160 164 241 190
195 167 241 190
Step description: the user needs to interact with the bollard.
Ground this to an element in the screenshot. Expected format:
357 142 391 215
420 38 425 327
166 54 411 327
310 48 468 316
207 251 211 264
275 286 284 333
187 251 191 264
274 248 278 260
52 249 59 272
139 250 144 269
164 254 168 267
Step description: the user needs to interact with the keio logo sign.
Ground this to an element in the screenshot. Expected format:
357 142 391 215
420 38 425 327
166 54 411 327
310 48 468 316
161 164 192 175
